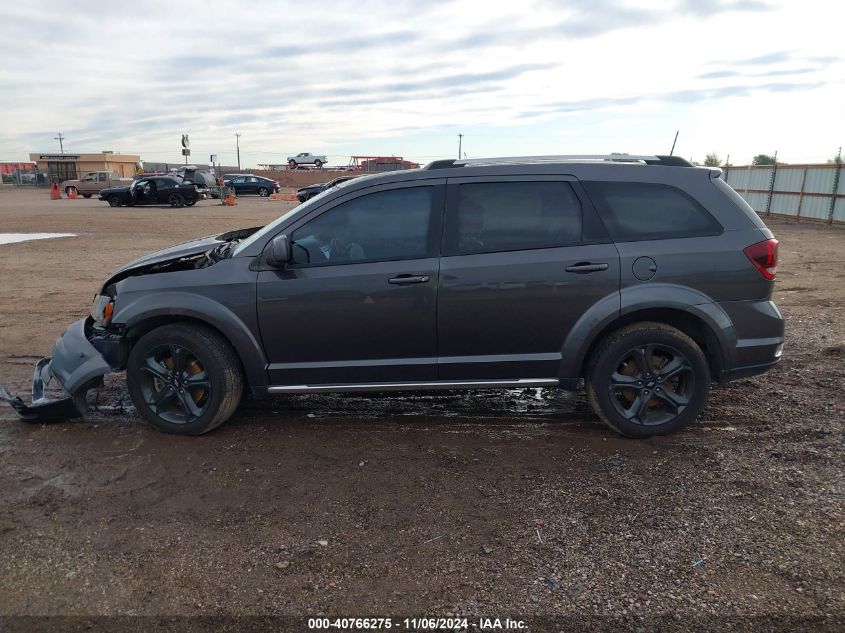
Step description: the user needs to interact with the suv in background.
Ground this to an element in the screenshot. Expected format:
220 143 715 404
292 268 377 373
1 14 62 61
1 154 783 438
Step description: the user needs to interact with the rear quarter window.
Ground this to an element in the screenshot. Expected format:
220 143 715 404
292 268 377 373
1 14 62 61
583 181 722 241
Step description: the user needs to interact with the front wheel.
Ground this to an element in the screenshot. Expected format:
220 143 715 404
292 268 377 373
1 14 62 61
126 324 244 435
108 195 122 207
585 322 710 438
65 186 78 197
168 193 185 208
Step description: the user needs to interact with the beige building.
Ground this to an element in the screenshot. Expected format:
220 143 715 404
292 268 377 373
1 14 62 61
29 151 140 183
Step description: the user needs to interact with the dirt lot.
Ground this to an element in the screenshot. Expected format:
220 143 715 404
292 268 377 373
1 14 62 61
0 188 842 630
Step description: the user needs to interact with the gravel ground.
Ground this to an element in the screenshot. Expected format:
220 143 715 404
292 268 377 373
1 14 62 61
0 188 842 631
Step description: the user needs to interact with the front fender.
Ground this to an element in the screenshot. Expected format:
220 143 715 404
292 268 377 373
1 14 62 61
113 291 268 388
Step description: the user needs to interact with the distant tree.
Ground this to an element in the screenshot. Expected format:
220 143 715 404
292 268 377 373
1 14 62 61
703 153 721 167
752 154 777 165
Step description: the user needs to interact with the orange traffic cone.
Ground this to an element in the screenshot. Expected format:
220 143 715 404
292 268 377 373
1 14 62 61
222 188 237 206
67 188 77 199
50 182 61 200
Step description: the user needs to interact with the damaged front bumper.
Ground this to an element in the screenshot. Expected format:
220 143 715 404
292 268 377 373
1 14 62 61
0 318 115 422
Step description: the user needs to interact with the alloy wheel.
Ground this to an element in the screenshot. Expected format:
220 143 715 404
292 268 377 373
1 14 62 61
608 343 694 426
138 344 211 424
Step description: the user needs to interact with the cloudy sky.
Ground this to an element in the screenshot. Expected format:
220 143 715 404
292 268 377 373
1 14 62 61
0 0 842 167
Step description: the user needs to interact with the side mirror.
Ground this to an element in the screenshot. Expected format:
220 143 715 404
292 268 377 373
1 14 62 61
268 234 291 266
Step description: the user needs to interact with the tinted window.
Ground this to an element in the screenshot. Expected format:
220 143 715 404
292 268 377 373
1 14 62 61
232 177 246 184
291 187 433 266
445 181 582 256
98 173 107 182
583 181 722 241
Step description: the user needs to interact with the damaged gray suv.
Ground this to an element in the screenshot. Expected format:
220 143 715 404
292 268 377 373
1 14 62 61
0 155 784 438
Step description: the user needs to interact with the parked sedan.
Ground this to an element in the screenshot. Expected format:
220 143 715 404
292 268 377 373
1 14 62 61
99 176 201 208
296 176 358 202
224 175 280 197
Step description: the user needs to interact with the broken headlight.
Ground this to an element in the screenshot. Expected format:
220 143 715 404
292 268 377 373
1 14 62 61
90 294 115 326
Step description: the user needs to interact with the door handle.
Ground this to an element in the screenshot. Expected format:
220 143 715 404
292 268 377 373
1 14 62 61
388 274 430 285
565 262 609 274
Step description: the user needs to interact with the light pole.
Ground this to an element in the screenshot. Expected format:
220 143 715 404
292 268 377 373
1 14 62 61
234 133 242 170
54 132 65 154
457 133 463 159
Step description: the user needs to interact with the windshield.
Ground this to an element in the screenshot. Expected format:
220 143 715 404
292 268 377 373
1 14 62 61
232 177 358 256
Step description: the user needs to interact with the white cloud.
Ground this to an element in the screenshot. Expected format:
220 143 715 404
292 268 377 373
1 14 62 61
0 0 842 166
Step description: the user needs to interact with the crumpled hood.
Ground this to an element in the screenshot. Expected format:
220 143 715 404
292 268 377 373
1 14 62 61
102 226 261 288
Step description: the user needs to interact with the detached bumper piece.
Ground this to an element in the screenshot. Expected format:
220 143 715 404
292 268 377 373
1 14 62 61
1 317 115 423
0 358 81 422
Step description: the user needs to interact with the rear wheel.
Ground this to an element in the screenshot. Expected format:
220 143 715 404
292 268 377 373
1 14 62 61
288 159 297 169
126 324 243 435
314 159 323 168
585 322 709 438
82 194 92 198
108 195 122 207
258 187 269 197
168 193 185 208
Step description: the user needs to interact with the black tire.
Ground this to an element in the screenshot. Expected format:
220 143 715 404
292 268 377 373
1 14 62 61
258 187 269 197
585 322 710 438
108 195 122 207
168 193 185 208
185 200 196 206
82 194 92 198
126 324 244 435
314 160 323 168
288 159 297 169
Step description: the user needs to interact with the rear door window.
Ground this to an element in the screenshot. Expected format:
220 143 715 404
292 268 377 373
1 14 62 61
444 181 583 256
583 181 722 241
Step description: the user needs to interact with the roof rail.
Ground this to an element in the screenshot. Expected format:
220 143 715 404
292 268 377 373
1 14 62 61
424 154 693 169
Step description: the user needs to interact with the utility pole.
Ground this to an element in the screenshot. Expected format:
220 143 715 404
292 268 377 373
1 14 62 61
234 133 242 170
54 132 65 154
457 133 463 160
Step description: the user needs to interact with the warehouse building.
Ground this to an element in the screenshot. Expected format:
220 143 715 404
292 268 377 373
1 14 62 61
29 151 140 183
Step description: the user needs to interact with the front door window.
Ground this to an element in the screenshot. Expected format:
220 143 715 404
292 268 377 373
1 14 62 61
290 187 434 266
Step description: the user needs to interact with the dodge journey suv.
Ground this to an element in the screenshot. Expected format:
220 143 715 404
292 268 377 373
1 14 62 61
0 154 783 438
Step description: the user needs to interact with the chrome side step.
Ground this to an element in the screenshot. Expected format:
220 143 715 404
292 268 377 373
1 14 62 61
267 378 559 395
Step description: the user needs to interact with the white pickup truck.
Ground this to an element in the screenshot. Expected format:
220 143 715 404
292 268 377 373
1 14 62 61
286 152 327 168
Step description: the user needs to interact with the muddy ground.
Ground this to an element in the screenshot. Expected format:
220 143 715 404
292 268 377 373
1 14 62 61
0 188 842 630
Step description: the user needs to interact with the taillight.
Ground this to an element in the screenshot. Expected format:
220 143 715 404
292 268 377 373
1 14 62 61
743 238 778 280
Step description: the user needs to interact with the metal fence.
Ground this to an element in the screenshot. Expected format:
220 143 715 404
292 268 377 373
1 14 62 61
721 162 845 224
